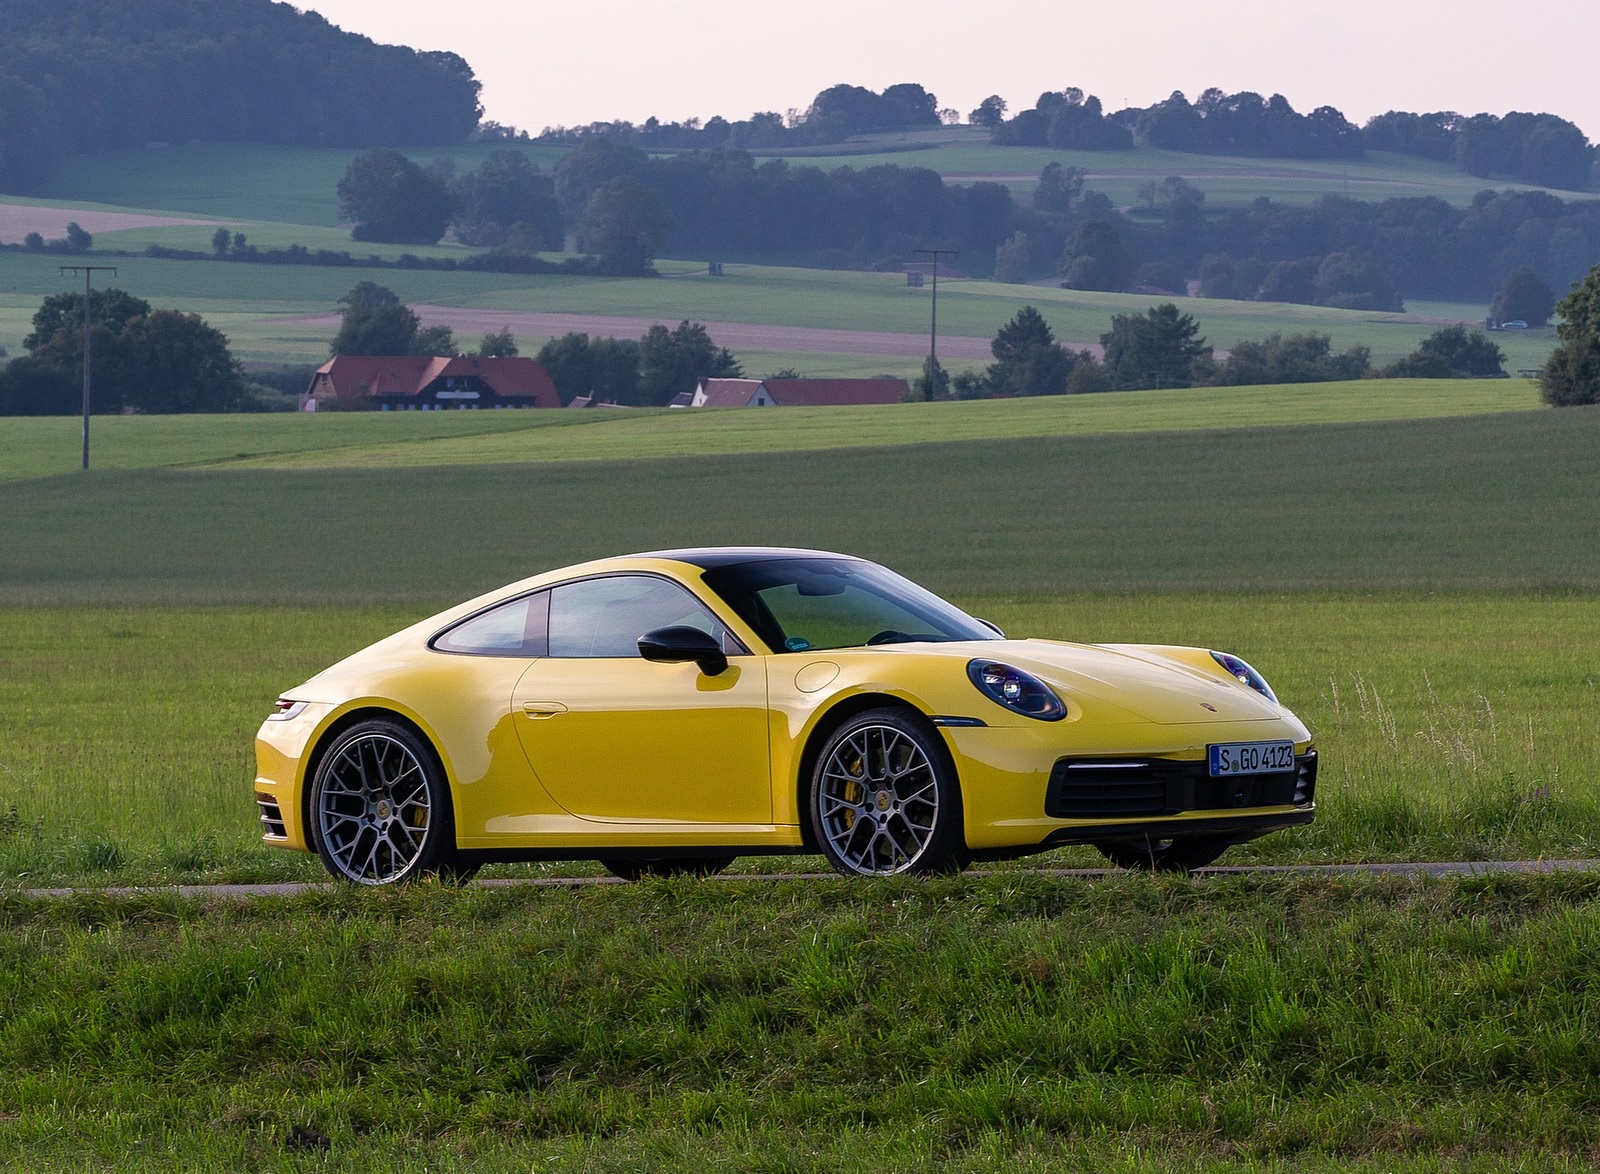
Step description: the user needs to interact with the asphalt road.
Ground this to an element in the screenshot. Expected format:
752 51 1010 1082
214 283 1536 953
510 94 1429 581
15 858 1598 899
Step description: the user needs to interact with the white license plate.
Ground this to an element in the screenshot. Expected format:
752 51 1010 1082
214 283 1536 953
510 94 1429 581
1208 740 1295 777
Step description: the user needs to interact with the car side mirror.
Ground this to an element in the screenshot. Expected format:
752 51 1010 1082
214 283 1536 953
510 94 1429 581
637 626 729 676
979 618 1006 638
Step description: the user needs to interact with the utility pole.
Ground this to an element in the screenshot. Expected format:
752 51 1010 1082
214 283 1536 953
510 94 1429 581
60 265 117 471
911 248 957 396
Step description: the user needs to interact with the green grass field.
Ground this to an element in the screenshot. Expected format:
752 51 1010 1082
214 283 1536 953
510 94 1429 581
4 872 1600 1169
1 318 1596 1165
0 378 1540 482
5 407 1597 604
0 248 1554 373
3 589 1597 887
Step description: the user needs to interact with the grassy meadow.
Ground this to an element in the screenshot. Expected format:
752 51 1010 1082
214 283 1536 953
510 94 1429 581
5 872 1600 1169
2 402 1599 1168
1 124 1595 1164
0 246 1557 378
0 378 1540 482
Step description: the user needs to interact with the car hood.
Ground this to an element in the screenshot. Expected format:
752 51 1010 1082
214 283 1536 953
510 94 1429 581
882 638 1285 725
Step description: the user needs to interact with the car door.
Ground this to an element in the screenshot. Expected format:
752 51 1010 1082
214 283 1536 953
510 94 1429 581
511 573 771 825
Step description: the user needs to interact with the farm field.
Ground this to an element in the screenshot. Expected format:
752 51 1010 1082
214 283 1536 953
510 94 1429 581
5 407 1598 605
21 133 1590 226
0 357 1593 1168
4 405 1600 885
0 378 1539 482
0 248 1555 374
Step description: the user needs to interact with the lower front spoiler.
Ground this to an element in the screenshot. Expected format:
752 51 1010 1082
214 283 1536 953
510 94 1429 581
1043 808 1315 850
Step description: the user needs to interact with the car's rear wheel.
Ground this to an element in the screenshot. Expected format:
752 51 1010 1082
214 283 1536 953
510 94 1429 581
1095 835 1230 873
309 719 461 885
810 708 968 877
600 855 735 881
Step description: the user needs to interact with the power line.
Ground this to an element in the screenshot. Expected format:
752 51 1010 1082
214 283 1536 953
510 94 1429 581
912 248 958 385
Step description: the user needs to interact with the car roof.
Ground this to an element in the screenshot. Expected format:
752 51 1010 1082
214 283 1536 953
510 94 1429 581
634 546 864 570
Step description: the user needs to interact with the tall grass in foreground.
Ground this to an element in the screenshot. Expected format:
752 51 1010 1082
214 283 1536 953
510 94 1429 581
2 593 1597 885
2 874 1599 1168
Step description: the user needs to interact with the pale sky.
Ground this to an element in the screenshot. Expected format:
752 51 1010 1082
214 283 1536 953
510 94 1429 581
301 0 1600 142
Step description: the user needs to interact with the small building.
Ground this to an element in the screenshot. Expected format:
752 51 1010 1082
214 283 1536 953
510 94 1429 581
304 355 561 411
691 377 909 408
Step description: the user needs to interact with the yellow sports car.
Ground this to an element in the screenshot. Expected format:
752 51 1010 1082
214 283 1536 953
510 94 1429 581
255 548 1316 884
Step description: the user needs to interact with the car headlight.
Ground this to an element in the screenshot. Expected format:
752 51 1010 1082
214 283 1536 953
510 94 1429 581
1210 652 1278 704
267 699 309 721
967 660 1066 721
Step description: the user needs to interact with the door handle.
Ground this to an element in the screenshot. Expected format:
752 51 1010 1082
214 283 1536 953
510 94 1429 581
521 701 569 717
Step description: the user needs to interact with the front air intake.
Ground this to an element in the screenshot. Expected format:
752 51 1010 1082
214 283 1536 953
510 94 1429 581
256 793 287 839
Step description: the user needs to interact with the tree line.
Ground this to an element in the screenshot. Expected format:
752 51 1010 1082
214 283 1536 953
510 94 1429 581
943 303 1512 400
0 0 482 191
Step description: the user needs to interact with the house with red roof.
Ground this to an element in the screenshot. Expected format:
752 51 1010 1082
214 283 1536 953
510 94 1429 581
691 377 909 408
304 355 561 411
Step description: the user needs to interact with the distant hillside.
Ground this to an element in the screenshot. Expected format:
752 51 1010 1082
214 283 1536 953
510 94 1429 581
0 0 481 191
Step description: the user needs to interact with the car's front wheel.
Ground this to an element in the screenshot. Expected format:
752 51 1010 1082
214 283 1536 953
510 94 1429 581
1095 835 1230 873
309 719 459 885
810 708 968 877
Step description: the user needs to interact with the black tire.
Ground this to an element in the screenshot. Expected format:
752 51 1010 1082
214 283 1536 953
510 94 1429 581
809 707 968 877
308 718 461 885
600 855 736 881
1095 835 1230 874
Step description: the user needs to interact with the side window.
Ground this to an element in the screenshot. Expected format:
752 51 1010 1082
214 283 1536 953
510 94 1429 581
548 576 729 658
432 592 548 656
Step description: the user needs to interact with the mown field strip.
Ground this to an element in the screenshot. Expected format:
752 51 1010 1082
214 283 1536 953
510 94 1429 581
0 378 1541 483
3 407 1593 605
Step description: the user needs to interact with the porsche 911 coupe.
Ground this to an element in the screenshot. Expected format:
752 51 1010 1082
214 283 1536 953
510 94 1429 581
254 548 1316 884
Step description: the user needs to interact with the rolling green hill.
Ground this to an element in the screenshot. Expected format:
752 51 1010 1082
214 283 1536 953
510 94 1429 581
2 406 1595 604
0 379 1540 483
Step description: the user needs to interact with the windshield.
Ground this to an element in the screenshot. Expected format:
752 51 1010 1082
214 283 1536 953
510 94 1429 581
700 557 998 653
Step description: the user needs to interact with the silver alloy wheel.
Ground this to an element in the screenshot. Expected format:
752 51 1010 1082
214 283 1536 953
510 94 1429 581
315 732 434 885
816 722 940 875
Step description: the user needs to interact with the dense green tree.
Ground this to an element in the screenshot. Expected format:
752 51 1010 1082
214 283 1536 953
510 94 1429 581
968 95 1007 129
553 137 650 221
0 355 79 415
325 283 450 357
10 288 242 413
108 310 246 412
1101 304 1211 389
1061 220 1131 291
986 305 1081 396
477 328 518 358
992 232 1032 283
330 284 415 356
1203 332 1371 385
0 0 481 191
211 227 232 256
26 289 153 359
1313 252 1403 311
534 332 642 404
910 355 949 401
579 176 669 275
638 321 741 405
451 150 562 249
1491 266 1556 326
411 324 457 357
1541 262 1600 405
1383 326 1506 378
337 148 452 244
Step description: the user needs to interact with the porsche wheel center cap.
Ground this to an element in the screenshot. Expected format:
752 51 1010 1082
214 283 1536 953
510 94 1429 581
375 799 391 821
874 791 892 812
